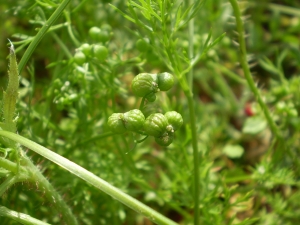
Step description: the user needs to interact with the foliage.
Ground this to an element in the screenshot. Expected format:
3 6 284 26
1 0 300 224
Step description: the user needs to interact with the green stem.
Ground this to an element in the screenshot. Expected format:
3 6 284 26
51 33 73 59
228 0 282 140
268 3 300 16
207 61 247 85
0 131 178 225
186 93 200 225
0 174 28 197
163 21 200 225
77 132 116 146
188 2 199 223
0 140 77 223
0 205 51 225
21 152 78 225
64 11 81 47
139 97 147 110
0 157 25 174
224 175 252 183
188 3 194 90
18 0 71 74
115 136 138 174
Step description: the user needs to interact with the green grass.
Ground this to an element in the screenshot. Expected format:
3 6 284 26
1 0 300 224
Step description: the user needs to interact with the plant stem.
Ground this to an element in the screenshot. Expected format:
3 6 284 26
268 3 300 16
139 97 147 110
0 131 178 225
186 93 200 225
0 147 77 223
0 157 26 174
228 0 282 140
20 151 78 225
188 4 194 91
0 174 28 197
18 0 71 74
163 24 200 225
64 11 81 47
207 61 247 85
188 2 199 223
77 132 116 146
51 33 73 59
0 205 51 225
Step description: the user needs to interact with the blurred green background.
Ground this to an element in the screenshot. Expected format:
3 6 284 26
1 0 300 224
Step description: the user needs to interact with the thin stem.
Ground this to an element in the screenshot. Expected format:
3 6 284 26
77 132 116 146
224 175 252 183
228 0 282 140
139 97 147 110
51 33 73 59
0 157 26 174
64 11 81 47
0 131 178 225
186 94 200 225
207 61 247 85
188 4 194 90
0 174 27 197
163 20 200 225
0 205 51 225
18 0 71 74
268 3 300 16
188 2 199 224
115 136 138 173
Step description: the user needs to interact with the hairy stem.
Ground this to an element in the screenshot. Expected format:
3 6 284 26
20 151 78 225
0 131 178 225
3 30 77 224
228 0 282 140
0 174 27 197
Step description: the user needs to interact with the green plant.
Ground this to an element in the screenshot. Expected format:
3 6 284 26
144 113 169 137
131 73 159 97
73 50 86 65
164 111 183 131
157 72 175 91
89 26 110 43
93 44 108 61
108 113 128 134
79 43 92 56
2 0 300 224
108 71 182 147
136 38 150 52
108 109 145 134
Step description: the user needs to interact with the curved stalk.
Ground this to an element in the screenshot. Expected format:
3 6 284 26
0 131 178 225
0 205 51 225
21 151 78 225
0 174 28 197
0 157 27 174
228 0 282 140
18 0 71 74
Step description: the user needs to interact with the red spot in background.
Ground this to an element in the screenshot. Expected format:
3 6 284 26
244 103 254 117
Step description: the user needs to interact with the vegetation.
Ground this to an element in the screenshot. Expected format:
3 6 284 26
1 0 300 224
